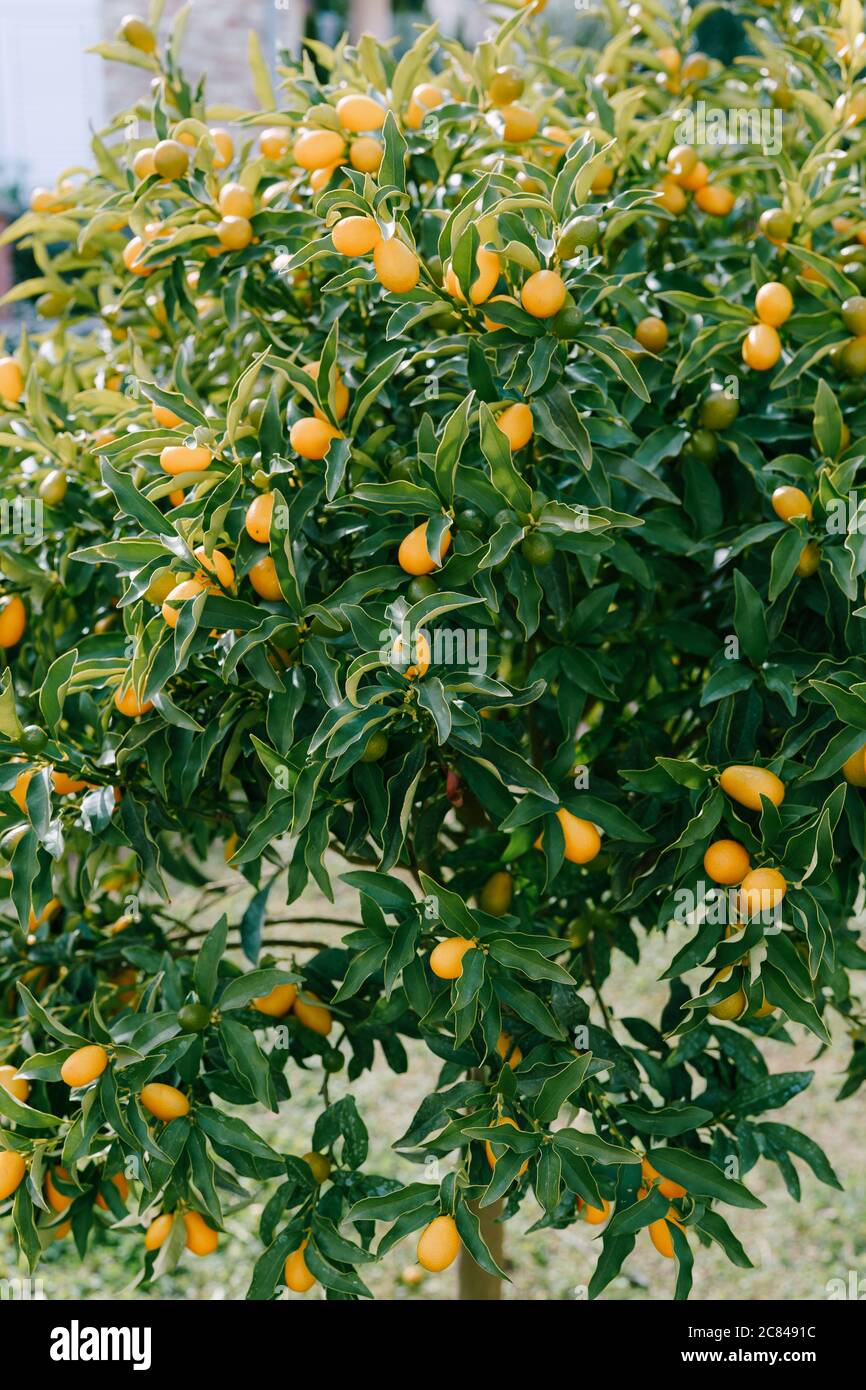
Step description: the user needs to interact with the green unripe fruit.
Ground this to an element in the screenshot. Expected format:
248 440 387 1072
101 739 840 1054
20 725 48 753
248 398 267 429
407 576 436 602
361 731 389 763
322 1048 344 1073
841 296 866 335
37 292 70 318
559 215 600 253
177 1003 211 1032
552 305 584 338
685 428 719 462
39 469 68 505
521 531 555 566
456 508 482 534
699 388 739 431
841 337 866 377
759 207 793 242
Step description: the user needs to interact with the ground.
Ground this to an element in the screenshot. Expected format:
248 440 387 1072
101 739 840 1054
8 858 864 1301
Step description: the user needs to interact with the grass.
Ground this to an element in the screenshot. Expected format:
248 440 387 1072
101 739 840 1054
6 860 864 1301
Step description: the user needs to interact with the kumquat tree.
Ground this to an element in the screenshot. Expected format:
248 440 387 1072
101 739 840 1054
1 0 866 1304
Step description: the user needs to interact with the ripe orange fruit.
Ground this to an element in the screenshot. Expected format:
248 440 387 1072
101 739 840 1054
417 1214 460 1271
218 183 254 218
152 402 182 428
703 839 750 885
292 991 333 1035
294 129 346 171
184 1211 218 1255
310 163 340 192
667 145 697 179
210 127 233 168
841 745 866 786
579 1195 611 1225
61 1044 109 1088
772 486 812 522
217 216 253 250
114 685 154 717
655 178 687 214
521 269 567 318
248 556 282 601
708 967 748 1020
10 765 33 814
153 139 189 181
259 127 290 159
303 361 350 421
678 159 709 191
796 541 821 577
252 983 297 1017
159 444 212 475
485 1116 528 1173
285 1239 317 1292
738 866 787 917
0 594 26 647
499 104 539 142
139 1082 189 1121
45 1166 72 1213
331 215 381 256
290 417 341 459
190 547 232 593
641 1157 687 1200
132 148 156 179
649 1216 680 1257
495 1032 522 1069
349 137 383 172
634 316 668 352
398 521 451 575
497 402 533 451
392 629 430 679
482 294 519 330
0 357 24 402
742 323 781 370
373 238 421 293
405 84 445 130
161 578 210 628
0 1151 27 1201
144 1213 174 1250
429 937 475 979
719 765 785 811
96 1171 130 1210
755 281 793 327
695 184 735 215
246 493 275 542
336 94 386 132
539 808 601 864
0 1064 29 1102
444 248 500 305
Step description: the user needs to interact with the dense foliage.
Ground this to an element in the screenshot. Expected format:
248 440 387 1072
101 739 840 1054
1 0 865 1300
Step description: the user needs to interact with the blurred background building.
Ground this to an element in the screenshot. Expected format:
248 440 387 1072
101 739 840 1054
0 1 599 199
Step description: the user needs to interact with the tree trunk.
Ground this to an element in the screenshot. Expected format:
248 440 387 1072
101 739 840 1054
458 1197 504 1299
